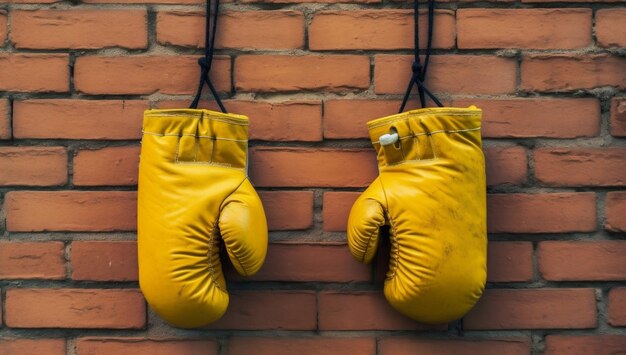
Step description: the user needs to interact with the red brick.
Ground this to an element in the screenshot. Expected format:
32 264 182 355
535 148 626 186
71 241 138 281
158 11 304 50
596 9 626 47
207 291 316 330
229 338 376 355
12 10 146 49
458 9 591 49
0 54 68 92
375 55 516 94
545 335 626 355
610 98 626 137
229 100 322 141
606 191 626 232
0 10 6 43
258 191 313 230
521 54 626 91
5 191 137 232
74 146 140 186
157 99 323 142
487 242 533 282
77 338 217 355
324 100 403 139
240 243 370 282
83 0 202 3
609 288 626 326
538 241 626 281
487 193 596 233
0 147 67 186
309 10 455 50
454 98 600 138
323 192 360 232
241 0 378 3
250 148 378 187
5 288 145 329
13 99 147 140
74 55 230 95
0 99 9 139
235 55 369 92
319 292 440 330
0 242 65 280
465 288 597 329
380 337 530 355
484 146 527 186
0 339 66 355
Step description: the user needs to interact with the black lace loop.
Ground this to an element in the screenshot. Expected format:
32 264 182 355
399 0 443 113
190 0 227 113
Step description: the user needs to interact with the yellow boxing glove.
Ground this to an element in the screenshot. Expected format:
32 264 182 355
348 107 487 324
138 109 268 328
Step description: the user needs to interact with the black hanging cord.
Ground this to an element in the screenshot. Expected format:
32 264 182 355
190 0 227 113
399 0 443 113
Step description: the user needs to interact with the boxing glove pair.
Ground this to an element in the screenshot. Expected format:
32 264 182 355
138 106 486 328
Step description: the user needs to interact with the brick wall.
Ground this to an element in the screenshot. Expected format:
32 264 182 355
0 0 625 353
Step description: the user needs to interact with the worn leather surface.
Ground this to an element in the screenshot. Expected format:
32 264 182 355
348 106 487 324
138 109 268 328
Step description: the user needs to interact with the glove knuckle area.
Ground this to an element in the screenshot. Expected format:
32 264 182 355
220 180 268 277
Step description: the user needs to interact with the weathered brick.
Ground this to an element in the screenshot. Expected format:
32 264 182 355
380 337 530 355
309 10 455 50
12 9 147 49
319 292 440 330
322 192 360 232
158 11 304 49
0 54 68 92
0 242 65 280
487 242 533 282
228 338 376 355
545 335 626 355
484 146 527 186
76 338 217 355
0 339 65 355
73 146 140 186
207 291 316 330
5 288 145 329
5 191 137 232
487 193 596 233
596 9 626 47
458 9 591 49
235 55 369 92
609 288 626 326
375 55 516 94
606 191 626 232
0 147 67 186
13 100 147 140
74 55 230 95
538 241 626 281
535 148 626 186
235 243 370 282
521 54 626 91
454 98 600 138
465 289 597 329
258 191 314 230
250 148 378 188
71 241 138 281
0 99 9 139
610 98 626 137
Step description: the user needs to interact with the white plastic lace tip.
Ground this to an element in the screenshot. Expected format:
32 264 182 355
379 133 399 146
